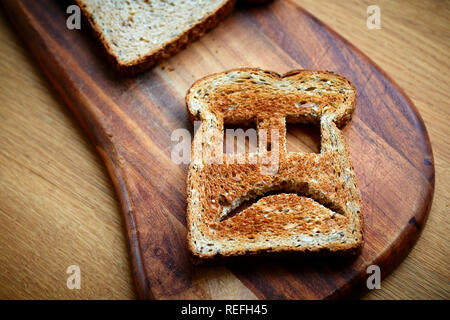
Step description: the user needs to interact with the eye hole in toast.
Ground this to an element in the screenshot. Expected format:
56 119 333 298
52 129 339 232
223 123 258 154
286 123 321 154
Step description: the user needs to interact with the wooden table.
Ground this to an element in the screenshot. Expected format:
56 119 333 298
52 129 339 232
0 0 448 299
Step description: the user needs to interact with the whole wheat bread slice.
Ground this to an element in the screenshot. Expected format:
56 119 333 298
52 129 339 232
186 68 364 261
75 0 236 74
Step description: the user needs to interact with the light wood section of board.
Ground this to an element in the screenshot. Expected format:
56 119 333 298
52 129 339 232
0 0 448 299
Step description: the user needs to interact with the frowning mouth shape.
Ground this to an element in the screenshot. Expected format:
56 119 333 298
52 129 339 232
218 184 347 222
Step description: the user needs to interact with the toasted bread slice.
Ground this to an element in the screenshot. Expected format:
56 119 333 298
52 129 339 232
75 0 236 74
186 68 363 260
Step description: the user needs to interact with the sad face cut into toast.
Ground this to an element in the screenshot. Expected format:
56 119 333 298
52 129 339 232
186 68 363 260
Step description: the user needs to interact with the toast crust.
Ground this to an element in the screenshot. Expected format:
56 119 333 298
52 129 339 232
75 0 236 75
186 68 364 261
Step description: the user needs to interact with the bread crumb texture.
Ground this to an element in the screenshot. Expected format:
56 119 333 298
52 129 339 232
76 0 234 71
186 69 364 260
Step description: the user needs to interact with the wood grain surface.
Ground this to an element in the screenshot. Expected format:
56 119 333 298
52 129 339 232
0 0 448 299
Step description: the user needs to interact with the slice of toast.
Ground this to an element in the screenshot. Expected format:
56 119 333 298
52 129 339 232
186 68 363 261
75 0 236 74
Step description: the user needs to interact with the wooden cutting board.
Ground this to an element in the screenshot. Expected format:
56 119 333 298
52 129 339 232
3 0 434 299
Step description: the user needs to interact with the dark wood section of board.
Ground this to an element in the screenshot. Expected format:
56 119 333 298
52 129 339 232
2 0 434 299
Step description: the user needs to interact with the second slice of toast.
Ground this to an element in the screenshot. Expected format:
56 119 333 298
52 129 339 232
76 0 236 74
